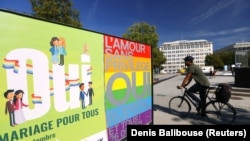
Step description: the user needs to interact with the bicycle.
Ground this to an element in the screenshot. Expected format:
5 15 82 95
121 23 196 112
168 86 236 124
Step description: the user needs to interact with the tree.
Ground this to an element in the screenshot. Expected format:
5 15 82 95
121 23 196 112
29 0 82 28
216 51 234 66
152 47 166 70
205 54 224 69
122 22 166 72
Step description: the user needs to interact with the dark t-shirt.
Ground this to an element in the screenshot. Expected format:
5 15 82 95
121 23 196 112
187 64 210 87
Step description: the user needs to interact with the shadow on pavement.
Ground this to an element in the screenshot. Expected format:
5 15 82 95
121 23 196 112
233 107 250 125
153 103 250 125
153 104 213 125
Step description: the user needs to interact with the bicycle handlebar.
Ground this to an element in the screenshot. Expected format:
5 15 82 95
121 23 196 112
176 85 188 90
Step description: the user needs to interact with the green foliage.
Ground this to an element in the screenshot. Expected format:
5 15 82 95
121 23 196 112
152 47 166 68
216 51 235 65
205 54 224 69
123 22 158 48
207 51 250 68
29 0 82 28
122 22 166 69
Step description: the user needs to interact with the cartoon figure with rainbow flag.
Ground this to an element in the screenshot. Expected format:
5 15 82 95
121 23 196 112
3 88 41 126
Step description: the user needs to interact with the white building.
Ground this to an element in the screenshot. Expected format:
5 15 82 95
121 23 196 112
159 39 213 73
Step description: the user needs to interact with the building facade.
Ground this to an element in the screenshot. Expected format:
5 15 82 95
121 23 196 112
159 39 213 73
214 41 250 53
214 41 250 67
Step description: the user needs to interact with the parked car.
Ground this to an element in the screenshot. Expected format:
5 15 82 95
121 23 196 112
201 66 214 75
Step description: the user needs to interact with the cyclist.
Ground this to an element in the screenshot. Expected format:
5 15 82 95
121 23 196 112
177 56 210 116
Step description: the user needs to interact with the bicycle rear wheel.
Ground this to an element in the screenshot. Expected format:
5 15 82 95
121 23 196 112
169 96 191 117
205 101 236 124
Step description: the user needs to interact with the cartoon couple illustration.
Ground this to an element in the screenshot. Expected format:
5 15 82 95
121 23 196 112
4 89 28 127
49 37 67 66
79 81 94 109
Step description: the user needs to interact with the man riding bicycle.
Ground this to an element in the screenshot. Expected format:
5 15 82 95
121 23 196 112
177 56 210 116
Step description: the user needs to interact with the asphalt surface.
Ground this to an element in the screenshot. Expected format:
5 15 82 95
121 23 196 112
153 72 250 125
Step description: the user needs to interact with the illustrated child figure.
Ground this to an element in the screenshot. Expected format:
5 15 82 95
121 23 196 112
58 37 67 66
87 81 94 105
79 83 87 109
4 89 16 127
49 37 59 64
13 90 28 124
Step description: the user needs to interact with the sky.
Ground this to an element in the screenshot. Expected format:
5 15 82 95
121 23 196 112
1 0 250 50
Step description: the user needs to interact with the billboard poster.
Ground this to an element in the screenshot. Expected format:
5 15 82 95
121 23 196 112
104 35 152 141
0 9 152 141
0 10 107 141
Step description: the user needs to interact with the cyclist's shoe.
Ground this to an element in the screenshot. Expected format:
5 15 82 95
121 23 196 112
196 112 207 117
196 106 201 115
200 111 206 117
196 107 207 117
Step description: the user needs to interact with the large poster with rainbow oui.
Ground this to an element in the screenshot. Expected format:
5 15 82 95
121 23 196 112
0 9 152 141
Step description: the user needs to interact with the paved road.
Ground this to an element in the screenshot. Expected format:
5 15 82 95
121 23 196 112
153 73 250 125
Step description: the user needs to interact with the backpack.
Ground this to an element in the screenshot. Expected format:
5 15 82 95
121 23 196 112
214 83 232 103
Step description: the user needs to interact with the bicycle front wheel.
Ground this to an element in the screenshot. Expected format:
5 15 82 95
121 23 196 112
169 96 191 117
205 101 236 125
